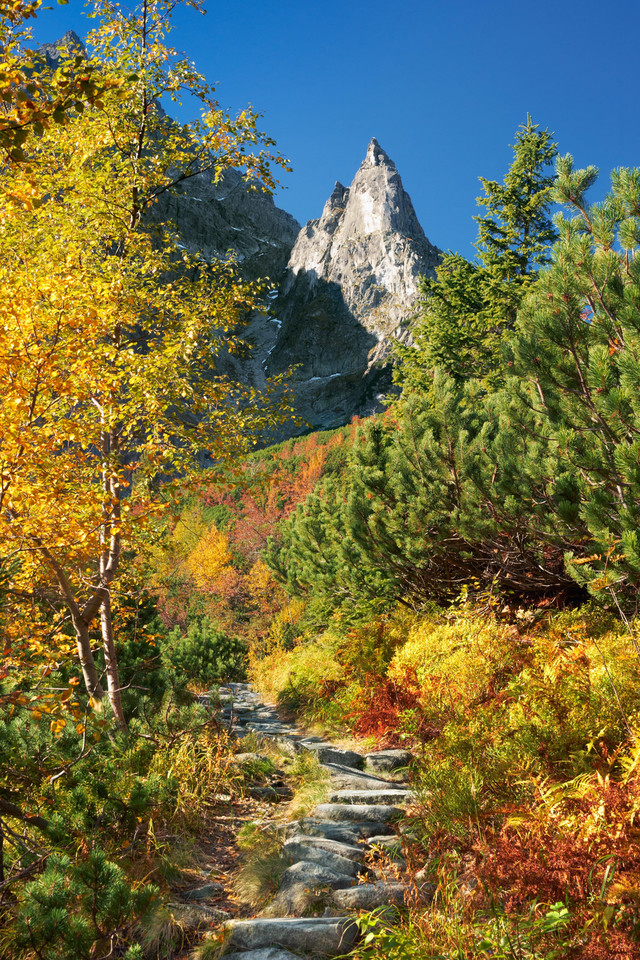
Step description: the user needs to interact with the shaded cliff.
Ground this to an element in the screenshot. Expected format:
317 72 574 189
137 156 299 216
265 139 441 430
152 167 301 284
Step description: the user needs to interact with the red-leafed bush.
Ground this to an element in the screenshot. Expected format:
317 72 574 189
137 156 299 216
348 674 440 747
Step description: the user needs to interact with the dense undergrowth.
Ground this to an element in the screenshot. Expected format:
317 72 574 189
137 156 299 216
250 602 640 958
0 595 255 960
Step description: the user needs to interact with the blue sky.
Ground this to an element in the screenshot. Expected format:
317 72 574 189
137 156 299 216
30 0 640 259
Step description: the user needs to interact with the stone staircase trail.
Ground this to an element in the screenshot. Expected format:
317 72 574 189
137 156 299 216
213 682 429 960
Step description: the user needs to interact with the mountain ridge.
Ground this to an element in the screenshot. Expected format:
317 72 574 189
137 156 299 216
263 137 441 430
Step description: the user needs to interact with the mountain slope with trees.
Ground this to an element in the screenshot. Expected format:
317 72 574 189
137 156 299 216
4 3 640 956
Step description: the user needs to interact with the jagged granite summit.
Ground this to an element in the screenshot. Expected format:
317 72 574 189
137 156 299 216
265 139 441 430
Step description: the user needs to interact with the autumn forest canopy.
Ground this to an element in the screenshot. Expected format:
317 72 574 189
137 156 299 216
3 1 640 958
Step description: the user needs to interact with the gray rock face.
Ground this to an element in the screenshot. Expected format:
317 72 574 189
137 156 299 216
36 31 85 67
152 167 300 284
38 42 442 441
265 139 440 431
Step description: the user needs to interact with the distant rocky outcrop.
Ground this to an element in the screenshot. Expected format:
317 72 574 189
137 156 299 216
264 139 441 431
152 167 301 285
35 30 85 67
158 139 441 437
36 35 300 285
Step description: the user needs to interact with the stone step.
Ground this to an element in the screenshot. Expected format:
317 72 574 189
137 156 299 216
288 818 394 844
365 748 414 773
298 743 364 770
245 723 297 733
284 834 366 863
223 949 303 960
279 860 353 892
282 842 369 879
331 880 408 911
320 762 395 791
222 917 360 956
368 834 405 854
328 788 413 805
243 718 284 726
313 803 403 823
217 686 416 953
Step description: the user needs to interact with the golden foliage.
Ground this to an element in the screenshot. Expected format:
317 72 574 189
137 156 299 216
0 0 289 704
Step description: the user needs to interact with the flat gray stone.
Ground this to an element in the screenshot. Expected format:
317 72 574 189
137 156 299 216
365 749 414 773
223 950 303 960
288 818 394 844
320 762 394 790
313 803 403 823
279 860 353 892
331 881 407 911
284 835 366 863
247 728 298 738
300 743 364 769
283 842 368 879
328 788 413 805
223 917 360 956
246 722 291 730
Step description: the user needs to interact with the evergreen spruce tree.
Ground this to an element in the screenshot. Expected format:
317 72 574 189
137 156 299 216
397 118 557 391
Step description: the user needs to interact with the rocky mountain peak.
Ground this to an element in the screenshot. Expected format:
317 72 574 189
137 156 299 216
342 138 425 241
36 31 85 67
364 136 389 166
264 140 441 433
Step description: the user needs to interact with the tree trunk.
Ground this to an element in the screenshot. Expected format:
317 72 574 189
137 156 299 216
100 590 127 732
70 612 105 702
